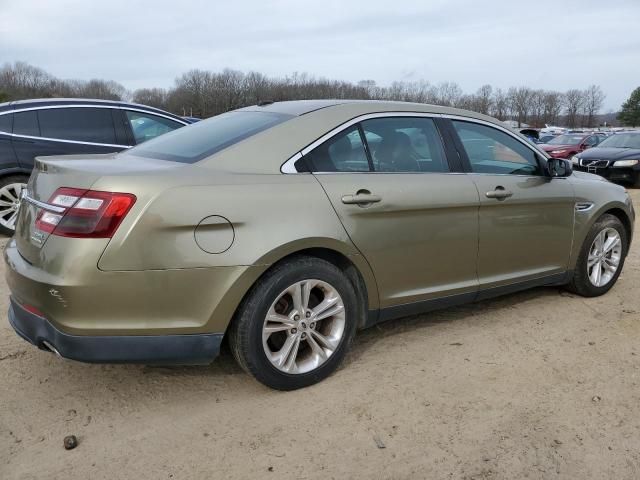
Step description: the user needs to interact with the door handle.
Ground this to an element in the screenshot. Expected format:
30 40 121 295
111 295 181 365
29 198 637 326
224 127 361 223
341 192 382 205
485 186 513 200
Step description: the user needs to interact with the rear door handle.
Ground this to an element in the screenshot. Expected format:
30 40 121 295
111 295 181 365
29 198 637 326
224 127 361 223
341 192 382 205
485 187 513 200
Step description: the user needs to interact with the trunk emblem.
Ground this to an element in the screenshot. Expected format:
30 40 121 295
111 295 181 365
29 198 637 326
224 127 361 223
30 230 46 247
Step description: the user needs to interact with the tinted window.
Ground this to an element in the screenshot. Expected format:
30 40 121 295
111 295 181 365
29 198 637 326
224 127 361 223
598 133 640 149
0 113 11 133
305 126 370 172
453 121 542 176
13 111 40 136
584 135 599 147
126 111 292 163
361 117 448 172
37 107 116 144
126 111 182 144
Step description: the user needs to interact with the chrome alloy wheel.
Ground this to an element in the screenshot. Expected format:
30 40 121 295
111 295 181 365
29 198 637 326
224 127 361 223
587 227 622 287
262 279 346 374
0 182 26 231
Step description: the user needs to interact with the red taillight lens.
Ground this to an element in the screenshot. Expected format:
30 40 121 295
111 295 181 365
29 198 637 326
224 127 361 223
35 188 136 238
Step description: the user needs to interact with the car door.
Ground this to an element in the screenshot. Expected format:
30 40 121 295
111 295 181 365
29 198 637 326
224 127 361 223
11 107 126 168
448 118 575 293
307 115 480 314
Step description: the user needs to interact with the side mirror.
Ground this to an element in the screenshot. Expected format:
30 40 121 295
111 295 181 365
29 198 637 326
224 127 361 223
548 158 573 178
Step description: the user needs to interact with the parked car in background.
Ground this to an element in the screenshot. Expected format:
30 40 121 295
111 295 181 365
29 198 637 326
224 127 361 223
573 131 640 186
0 99 189 235
5 100 634 390
539 133 603 159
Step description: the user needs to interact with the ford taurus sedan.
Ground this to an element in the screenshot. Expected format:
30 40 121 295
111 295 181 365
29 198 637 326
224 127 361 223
5 100 635 390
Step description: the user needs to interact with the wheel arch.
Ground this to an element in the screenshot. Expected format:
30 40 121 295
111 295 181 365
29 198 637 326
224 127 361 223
570 201 634 269
216 241 379 337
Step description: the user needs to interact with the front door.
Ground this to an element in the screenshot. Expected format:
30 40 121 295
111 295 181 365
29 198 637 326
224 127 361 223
450 119 575 290
306 116 480 309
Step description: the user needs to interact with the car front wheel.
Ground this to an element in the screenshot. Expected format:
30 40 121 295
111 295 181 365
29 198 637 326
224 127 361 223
228 256 358 390
567 213 628 297
0 175 28 236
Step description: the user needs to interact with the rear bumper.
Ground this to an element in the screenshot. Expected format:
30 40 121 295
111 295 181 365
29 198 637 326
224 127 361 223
8 297 223 365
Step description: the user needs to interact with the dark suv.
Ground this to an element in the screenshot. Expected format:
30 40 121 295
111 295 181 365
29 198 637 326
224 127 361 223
0 99 189 235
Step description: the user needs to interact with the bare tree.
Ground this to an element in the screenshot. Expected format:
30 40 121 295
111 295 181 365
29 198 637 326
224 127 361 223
508 86 534 126
132 88 169 109
581 85 605 127
564 89 585 128
490 88 509 120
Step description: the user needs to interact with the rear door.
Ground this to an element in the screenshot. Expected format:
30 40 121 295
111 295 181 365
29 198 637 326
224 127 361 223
448 118 575 292
11 107 126 168
308 115 480 311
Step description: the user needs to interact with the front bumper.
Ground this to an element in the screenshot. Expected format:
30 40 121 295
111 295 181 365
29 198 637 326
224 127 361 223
574 165 638 182
8 297 223 364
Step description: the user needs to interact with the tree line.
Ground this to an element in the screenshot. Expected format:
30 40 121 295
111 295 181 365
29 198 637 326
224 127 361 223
0 60 617 128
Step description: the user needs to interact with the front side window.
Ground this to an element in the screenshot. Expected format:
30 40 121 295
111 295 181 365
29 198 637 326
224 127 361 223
126 111 292 164
125 111 183 144
453 121 542 176
37 107 117 144
361 117 448 172
304 126 370 172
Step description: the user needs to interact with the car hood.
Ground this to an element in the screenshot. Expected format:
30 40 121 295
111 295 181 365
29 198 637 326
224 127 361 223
541 144 576 151
578 147 640 161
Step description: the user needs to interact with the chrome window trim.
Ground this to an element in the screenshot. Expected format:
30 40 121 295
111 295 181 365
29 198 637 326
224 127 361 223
280 111 444 174
0 104 188 144
23 194 66 213
280 111 551 175
0 104 188 125
4 132 131 149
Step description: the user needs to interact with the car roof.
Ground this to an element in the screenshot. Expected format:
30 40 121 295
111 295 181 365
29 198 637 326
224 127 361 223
0 98 186 121
238 99 501 124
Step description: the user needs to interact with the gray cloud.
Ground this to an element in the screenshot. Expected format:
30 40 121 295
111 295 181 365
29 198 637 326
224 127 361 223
1 0 638 110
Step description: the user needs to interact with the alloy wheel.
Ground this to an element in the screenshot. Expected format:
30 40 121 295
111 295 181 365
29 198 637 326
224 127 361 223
0 182 26 232
262 279 346 374
587 227 622 287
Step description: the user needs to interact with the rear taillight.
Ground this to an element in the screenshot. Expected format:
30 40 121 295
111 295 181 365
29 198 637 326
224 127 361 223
35 187 136 238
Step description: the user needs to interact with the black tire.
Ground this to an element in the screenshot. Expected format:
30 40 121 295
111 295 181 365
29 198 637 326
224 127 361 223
228 256 359 390
566 213 628 297
0 175 28 237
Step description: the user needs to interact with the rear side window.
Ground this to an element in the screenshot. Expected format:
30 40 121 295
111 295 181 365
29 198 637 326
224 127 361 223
453 121 542 176
304 126 370 172
125 111 183 144
38 107 117 144
361 117 448 172
0 113 11 133
126 111 292 163
13 111 40 136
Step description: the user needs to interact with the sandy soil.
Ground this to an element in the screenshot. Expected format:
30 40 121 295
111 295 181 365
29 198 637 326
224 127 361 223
1 190 639 480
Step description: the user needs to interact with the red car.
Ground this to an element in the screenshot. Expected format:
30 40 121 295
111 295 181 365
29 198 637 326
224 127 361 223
540 133 603 158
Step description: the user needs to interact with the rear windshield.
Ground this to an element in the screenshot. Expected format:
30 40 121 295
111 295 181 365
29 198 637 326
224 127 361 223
598 133 640 149
124 111 293 163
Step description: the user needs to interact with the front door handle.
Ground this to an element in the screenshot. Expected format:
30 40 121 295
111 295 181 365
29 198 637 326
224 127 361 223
485 186 513 200
341 191 382 205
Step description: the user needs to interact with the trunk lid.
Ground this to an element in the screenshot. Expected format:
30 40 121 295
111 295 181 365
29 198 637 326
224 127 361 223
15 153 178 265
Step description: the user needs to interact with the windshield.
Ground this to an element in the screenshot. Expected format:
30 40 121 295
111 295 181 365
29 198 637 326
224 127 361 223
547 134 585 145
124 111 293 163
598 133 640 149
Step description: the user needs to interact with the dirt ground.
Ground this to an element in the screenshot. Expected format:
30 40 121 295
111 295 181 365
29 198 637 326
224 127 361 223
1 190 639 480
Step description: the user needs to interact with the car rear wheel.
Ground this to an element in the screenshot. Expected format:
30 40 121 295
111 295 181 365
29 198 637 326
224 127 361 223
0 175 28 236
228 256 358 390
566 213 628 297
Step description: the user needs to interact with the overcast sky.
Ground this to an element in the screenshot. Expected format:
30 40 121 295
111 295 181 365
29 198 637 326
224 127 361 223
1 0 638 111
